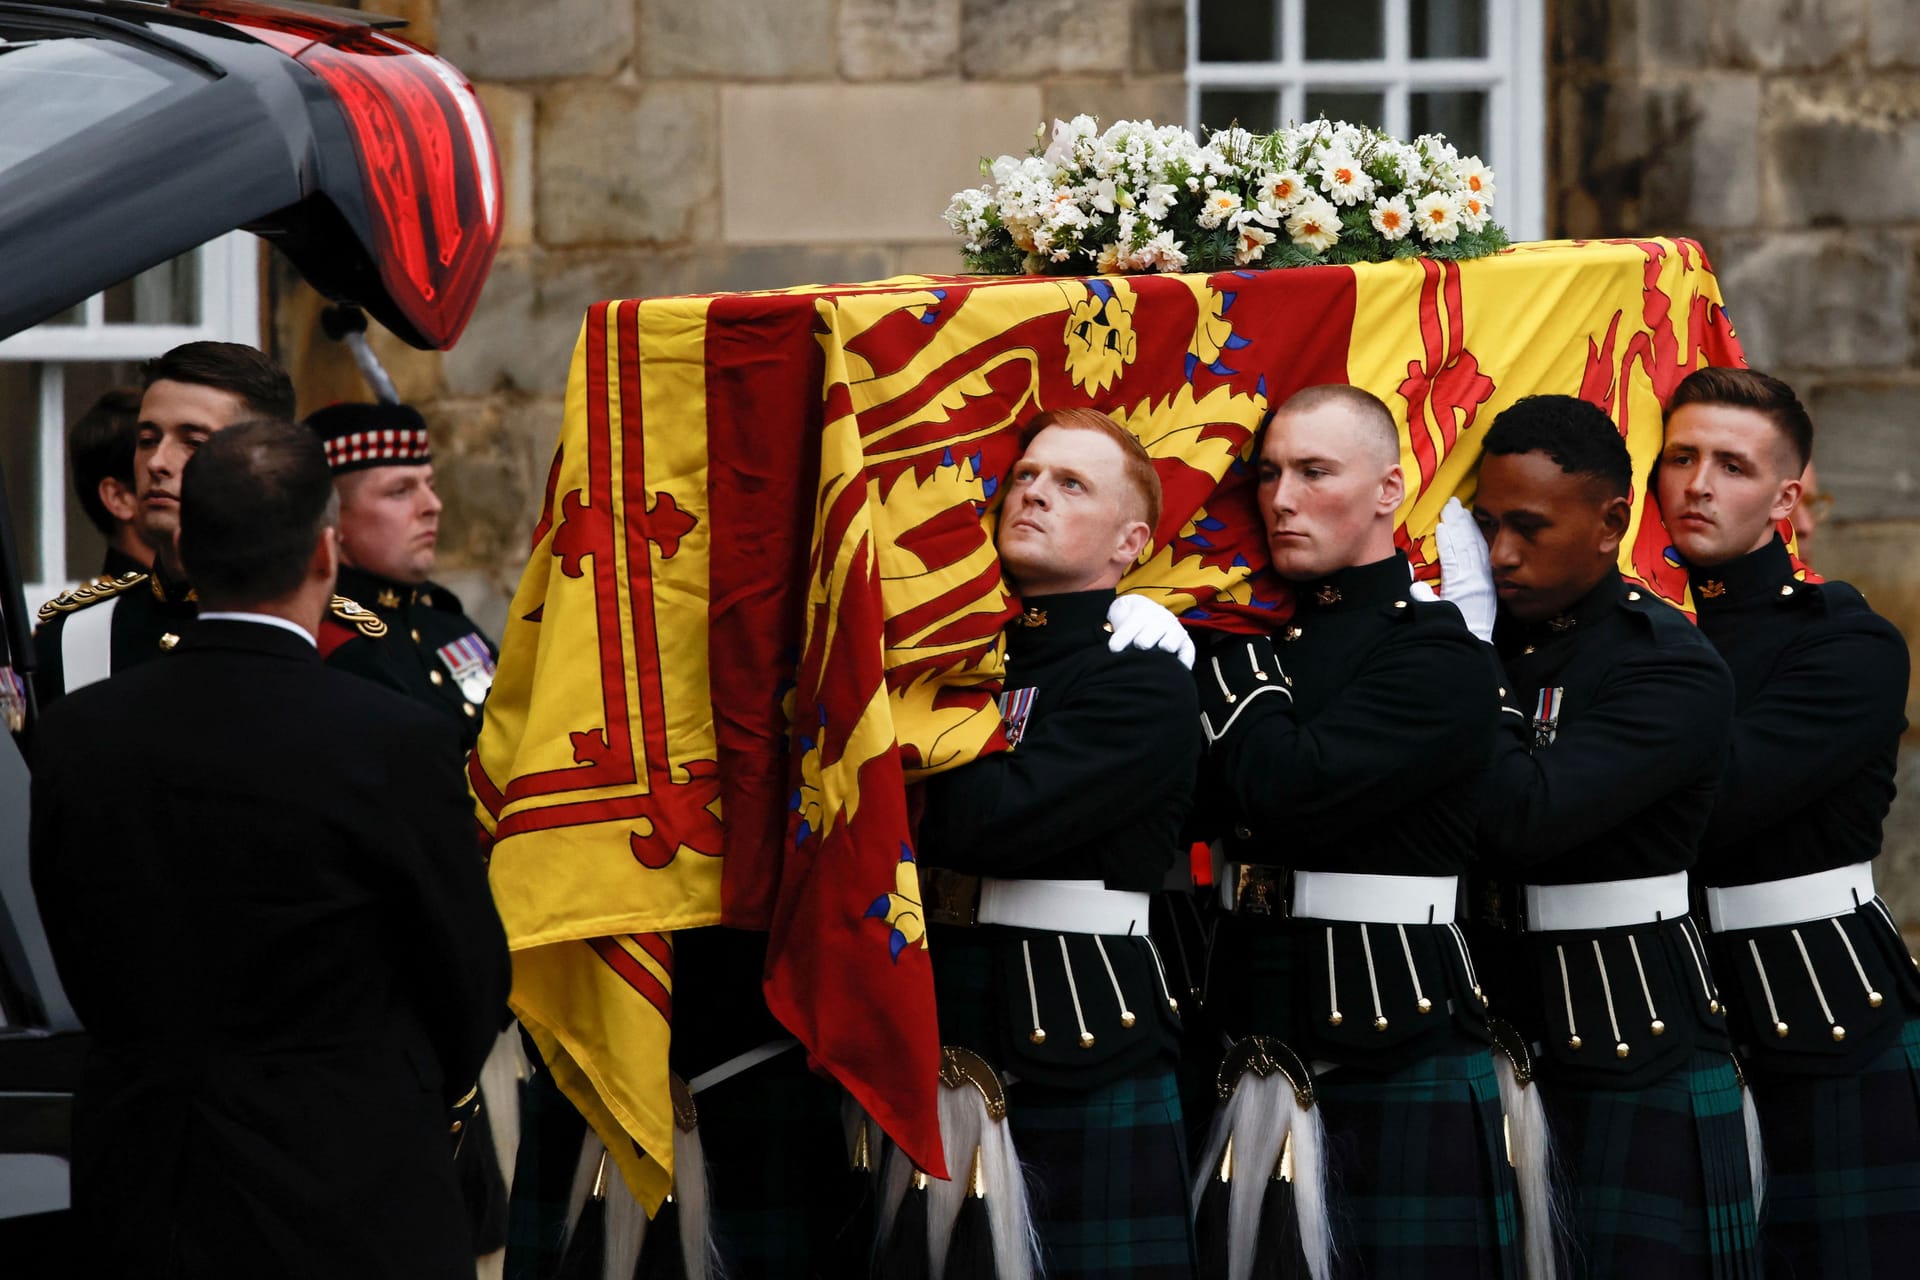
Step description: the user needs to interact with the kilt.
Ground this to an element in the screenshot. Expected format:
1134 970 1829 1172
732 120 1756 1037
1751 1013 1920 1277
1542 1051 1760 1279
1316 1042 1521 1280
1010 1065 1198 1280
504 1038 586 1280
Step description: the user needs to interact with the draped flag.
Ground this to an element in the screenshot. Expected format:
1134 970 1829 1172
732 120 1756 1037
471 237 1749 1201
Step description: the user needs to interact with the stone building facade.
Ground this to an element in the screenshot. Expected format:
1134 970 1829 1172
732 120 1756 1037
277 0 1920 925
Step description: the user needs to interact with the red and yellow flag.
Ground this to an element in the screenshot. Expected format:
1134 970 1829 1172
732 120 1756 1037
472 237 1747 1200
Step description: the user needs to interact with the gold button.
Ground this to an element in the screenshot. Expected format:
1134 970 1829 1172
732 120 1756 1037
1078 1032 1096 1049
450 1120 464 1134
411 628 422 643
1120 1011 1137 1028
1328 1011 1343 1027
1417 997 1433 1013
1627 591 1641 601
159 633 180 650
1831 1025 1847 1042
430 670 444 686
1651 1019 1666 1036
1615 1042 1630 1058
463 703 477 718
1373 1015 1389 1031
1394 600 1407 609
1775 1021 1790 1037
1568 1035 1582 1050
1780 585 1794 596
1870 990 1885 1008
1029 1028 1046 1045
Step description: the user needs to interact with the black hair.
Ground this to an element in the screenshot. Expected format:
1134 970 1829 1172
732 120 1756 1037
140 341 296 421
1482 394 1632 499
179 420 336 606
68 387 142 535
1667 366 1813 472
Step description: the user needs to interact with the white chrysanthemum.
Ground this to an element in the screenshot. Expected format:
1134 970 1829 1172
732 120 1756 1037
1197 189 1244 230
1414 190 1463 243
1458 192 1491 233
1461 160 1497 205
1130 228 1188 273
1258 169 1308 209
1236 224 1276 265
1369 195 1413 242
1286 194 1341 253
1095 241 1127 274
1316 151 1376 207
1139 183 1177 220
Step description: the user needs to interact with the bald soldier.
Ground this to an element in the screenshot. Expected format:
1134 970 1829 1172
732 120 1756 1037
1193 385 1523 1278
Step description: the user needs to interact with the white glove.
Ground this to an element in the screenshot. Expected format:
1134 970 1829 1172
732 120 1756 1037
1106 593 1196 670
1407 578 1440 604
1432 496 1495 643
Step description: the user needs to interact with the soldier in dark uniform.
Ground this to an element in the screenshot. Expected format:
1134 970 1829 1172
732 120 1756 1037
907 407 1202 1280
29 420 510 1278
303 403 497 751
1196 385 1522 1280
32 343 305 704
66 386 150 582
1466 395 1759 1277
1655 367 1920 1274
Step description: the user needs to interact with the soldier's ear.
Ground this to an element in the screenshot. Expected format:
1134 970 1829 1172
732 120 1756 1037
98 475 139 523
1115 518 1151 567
1596 494 1632 556
1378 463 1405 513
314 524 341 587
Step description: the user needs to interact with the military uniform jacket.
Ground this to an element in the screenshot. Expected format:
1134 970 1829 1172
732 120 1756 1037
320 566 497 751
32 566 198 707
1688 536 1920 1073
916 588 1200 1090
29 619 511 1278
1480 569 1737 1088
1199 553 1498 1071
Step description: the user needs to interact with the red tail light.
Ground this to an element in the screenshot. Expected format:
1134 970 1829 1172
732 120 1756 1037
172 1 501 350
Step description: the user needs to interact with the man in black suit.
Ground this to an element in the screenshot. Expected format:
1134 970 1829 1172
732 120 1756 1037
29 419 511 1278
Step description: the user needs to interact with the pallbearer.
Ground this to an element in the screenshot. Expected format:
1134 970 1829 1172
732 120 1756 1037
1195 385 1524 1280
1656 367 1920 1274
1466 395 1760 1278
908 407 1202 1280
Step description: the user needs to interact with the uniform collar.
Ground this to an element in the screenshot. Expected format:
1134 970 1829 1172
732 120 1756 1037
1291 552 1412 614
1006 588 1116 660
1497 567 1622 653
100 545 148 582
148 567 198 607
181 616 321 662
337 565 436 613
1686 534 1795 613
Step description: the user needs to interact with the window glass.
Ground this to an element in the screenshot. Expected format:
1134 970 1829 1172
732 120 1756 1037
1409 90 1489 156
1199 0 1281 63
1305 90 1386 130
104 256 199 327
1412 0 1488 58
0 364 42 582
1199 88 1281 134
1305 0 1382 60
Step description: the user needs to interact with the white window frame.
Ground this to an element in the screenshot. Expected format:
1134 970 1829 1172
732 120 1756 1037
0 232 260 604
1186 0 1547 242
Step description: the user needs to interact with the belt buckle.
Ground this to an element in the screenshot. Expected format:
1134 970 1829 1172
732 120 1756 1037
922 869 981 928
1233 864 1288 918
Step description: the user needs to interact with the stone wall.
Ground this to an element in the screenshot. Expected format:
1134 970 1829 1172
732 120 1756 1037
283 0 1185 632
1550 0 1920 935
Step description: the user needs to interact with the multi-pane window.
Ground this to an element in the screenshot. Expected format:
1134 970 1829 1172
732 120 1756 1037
1189 0 1545 240
0 233 259 605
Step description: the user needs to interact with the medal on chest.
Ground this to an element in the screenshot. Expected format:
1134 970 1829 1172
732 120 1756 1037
1531 686 1564 749
997 685 1038 747
436 633 497 703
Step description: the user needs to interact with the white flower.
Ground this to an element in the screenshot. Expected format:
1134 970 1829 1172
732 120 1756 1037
1095 241 1127 274
1138 182 1178 220
1130 228 1188 273
1236 224 1276 265
1414 191 1463 243
1458 191 1491 233
1461 160 1496 205
1286 194 1342 253
1316 151 1375 206
1042 115 1098 169
1257 169 1308 209
1086 175 1120 214
1369 195 1413 242
1197 188 1243 230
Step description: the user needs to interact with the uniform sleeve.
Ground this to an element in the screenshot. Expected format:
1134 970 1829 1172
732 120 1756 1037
323 628 414 698
384 715 512 1092
1704 612 1910 846
1209 625 1494 842
26 715 85 1017
916 653 1201 873
30 617 66 709
1480 641 1734 866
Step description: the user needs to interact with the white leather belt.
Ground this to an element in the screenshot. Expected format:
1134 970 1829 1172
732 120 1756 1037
1220 866 1457 924
976 878 1150 935
1705 861 1875 933
1523 871 1690 933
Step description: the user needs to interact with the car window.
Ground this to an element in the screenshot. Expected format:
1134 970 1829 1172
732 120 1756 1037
0 26 204 177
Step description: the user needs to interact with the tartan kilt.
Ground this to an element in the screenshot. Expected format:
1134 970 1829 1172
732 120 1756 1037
1542 1050 1760 1279
1008 1064 1199 1280
1750 1013 1920 1277
504 1036 587 1280
1316 1041 1522 1280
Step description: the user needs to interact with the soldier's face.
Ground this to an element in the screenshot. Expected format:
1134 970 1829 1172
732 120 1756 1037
134 380 251 551
336 463 443 585
1472 450 1630 622
1656 403 1802 568
1256 405 1402 581
996 426 1149 597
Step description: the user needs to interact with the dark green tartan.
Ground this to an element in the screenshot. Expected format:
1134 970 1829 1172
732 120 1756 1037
1542 1050 1761 1279
1316 1041 1522 1280
1751 1013 1920 1277
1010 1066 1198 1279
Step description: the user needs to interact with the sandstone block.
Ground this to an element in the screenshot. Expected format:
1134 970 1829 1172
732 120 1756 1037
1638 76 1761 231
536 82 718 246
840 0 962 79
962 0 1133 78
1716 233 1910 370
475 83 534 249
359 0 438 50
1762 79 1920 226
720 83 1043 243
640 0 837 78
1882 742 1920 931
1800 386 1920 522
1710 0 1863 71
1636 0 1709 69
1132 0 1185 75
1042 77 1186 130
1869 0 1920 68
438 0 632 79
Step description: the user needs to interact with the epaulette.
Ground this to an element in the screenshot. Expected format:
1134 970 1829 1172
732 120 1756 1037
328 594 389 638
38 572 148 623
